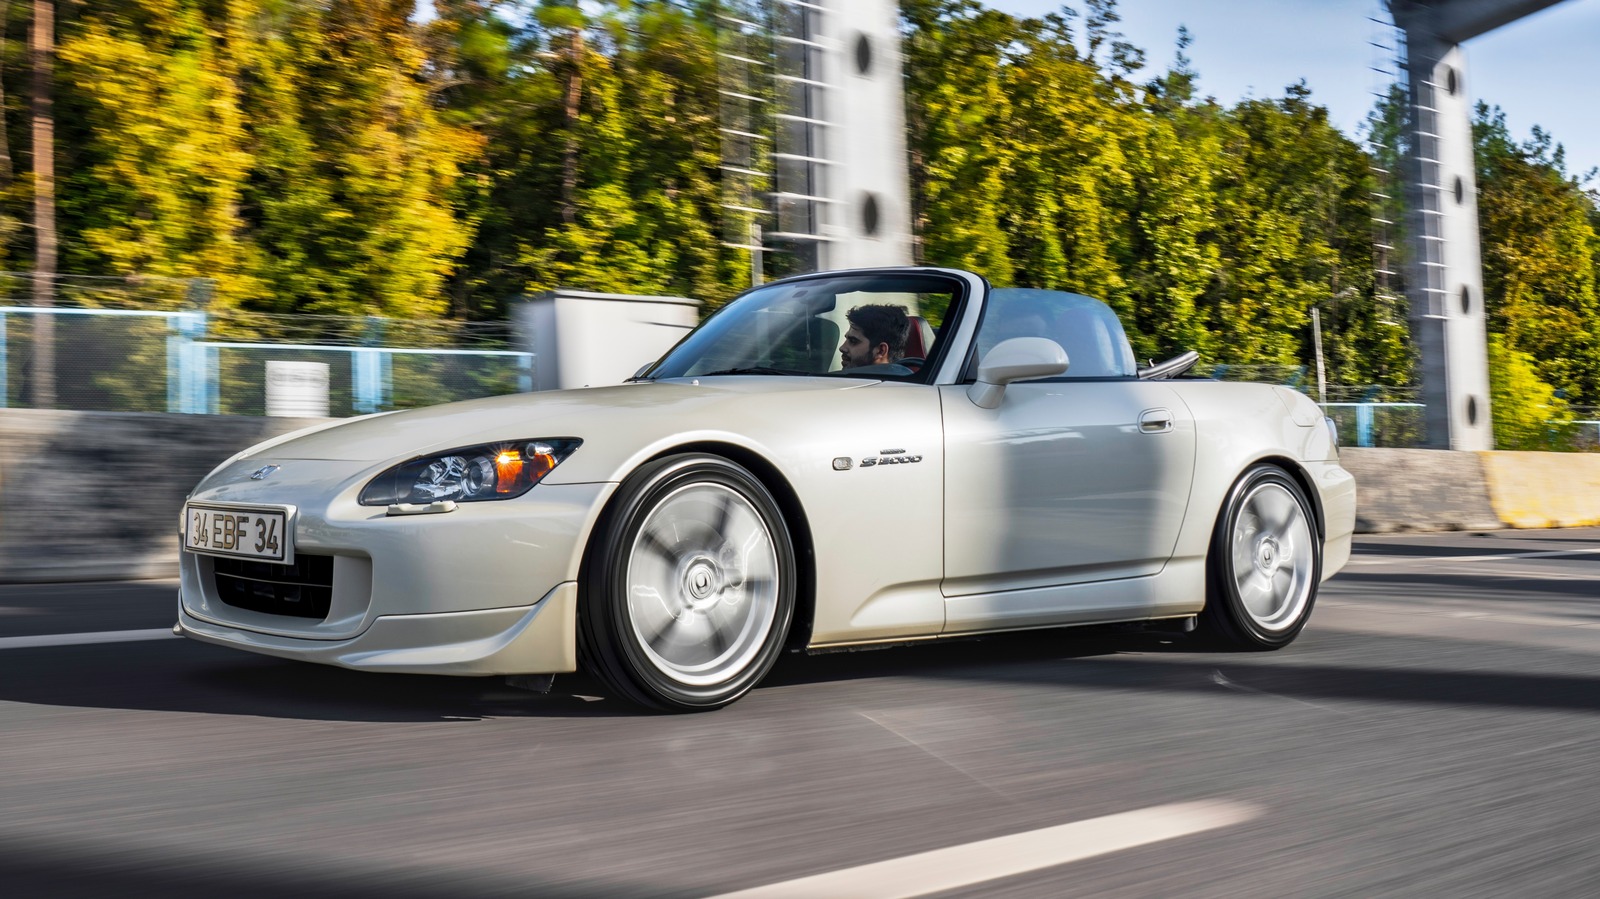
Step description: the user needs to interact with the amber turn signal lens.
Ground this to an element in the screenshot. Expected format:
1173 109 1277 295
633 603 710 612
494 451 525 494
525 450 558 482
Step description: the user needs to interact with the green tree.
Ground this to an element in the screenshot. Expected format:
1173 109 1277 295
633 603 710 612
436 1 743 313
1474 104 1600 404
56 0 258 305
1201 86 1387 382
1117 69 1223 362
240 0 481 318
1488 333 1577 450
523 1 736 298
902 0 1016 283
1000 13 1129 311
427 0 542 316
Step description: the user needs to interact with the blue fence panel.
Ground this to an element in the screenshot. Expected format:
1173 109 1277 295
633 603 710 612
0 307 534 416
1318 402 1426 448
198 342 534 416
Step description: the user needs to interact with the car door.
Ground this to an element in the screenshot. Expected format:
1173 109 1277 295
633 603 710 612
937 291 1197 632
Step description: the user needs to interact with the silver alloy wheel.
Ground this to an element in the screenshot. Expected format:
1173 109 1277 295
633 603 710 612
1229 481 1315 633
624 482 780 687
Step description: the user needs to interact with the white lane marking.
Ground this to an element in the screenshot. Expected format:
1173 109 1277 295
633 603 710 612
1451 568 1597 582
0 628 179 650
0 577 180 589
1323 598 1600 632
1345 547 1600 568
705 800 1259 899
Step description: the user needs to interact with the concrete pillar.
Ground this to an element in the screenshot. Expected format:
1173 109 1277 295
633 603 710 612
1399 38 1493 450
813 0 914 269
1387 0 1571 449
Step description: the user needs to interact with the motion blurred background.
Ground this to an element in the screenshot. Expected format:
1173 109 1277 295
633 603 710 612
0 0 1594 448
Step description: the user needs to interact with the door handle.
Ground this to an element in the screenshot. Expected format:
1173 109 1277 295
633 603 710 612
1139 408 1173 434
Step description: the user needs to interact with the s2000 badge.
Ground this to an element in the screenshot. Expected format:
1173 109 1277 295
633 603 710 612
859 450 922 468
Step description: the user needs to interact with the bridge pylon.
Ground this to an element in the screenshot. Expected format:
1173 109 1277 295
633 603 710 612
1387 0 1572 450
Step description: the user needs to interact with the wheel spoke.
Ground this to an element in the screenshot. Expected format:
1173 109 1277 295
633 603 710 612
1253 489 1295 538
711 490 734 534
642 607 686 653
637 527 678 563
705 616 732 657
735 512 769 560
1239 572 1275 618
1232 523 1256 574
1271 567 1295 602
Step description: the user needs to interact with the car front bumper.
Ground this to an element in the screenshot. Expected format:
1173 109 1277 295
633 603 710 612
178 457 613 675
1312 458 1357 580
177 582 579 675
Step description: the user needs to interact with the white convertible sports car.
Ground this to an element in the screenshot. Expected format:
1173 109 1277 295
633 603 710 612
178 267 1355 711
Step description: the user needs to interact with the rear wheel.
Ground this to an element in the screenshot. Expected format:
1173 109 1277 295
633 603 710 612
1198 464 1321 649
580 454 795 711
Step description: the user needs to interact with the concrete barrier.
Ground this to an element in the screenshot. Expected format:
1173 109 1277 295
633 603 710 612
1336 448 1503 534
0 409 325 582
1478 450 1600 528
1340 448 1600 532
2 413 1596 582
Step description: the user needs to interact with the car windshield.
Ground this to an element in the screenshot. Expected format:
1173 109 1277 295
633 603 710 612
643 272 961 381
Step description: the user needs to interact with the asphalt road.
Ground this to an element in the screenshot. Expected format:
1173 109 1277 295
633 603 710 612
2 528 1599 898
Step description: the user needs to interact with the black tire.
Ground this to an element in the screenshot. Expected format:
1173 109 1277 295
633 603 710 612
579 454 796 711
1198 464 1321 649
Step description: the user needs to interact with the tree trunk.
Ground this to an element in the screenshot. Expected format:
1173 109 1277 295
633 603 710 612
0 0 14 185
30 0 55 408
560 27 583 226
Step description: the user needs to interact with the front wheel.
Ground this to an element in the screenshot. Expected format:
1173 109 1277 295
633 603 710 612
580 454 796 711
1198 464 1321 649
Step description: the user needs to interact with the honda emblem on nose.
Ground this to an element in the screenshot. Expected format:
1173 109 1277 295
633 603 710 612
250 465 280 480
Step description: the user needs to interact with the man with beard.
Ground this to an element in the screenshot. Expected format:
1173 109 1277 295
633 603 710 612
838 304 909 369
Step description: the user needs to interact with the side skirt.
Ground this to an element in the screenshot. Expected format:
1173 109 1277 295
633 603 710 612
805 558 1208 651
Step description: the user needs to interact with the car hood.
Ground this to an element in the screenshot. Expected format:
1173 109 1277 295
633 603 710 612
250 377 875 463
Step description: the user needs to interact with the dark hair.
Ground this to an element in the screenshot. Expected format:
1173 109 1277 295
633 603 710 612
846 304 909 359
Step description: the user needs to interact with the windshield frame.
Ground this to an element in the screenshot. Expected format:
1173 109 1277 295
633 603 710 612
640 268 975 384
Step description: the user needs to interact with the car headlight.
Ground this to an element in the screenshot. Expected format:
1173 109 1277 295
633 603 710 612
358 439 582 506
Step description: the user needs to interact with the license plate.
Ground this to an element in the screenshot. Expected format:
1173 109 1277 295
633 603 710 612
184 504 293 563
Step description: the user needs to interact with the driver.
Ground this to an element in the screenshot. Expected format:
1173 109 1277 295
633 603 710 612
839 304 909 369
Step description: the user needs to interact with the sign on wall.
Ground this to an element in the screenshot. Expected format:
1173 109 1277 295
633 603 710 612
265 360 331 418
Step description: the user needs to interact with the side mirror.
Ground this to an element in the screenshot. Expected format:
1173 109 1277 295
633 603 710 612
968 337 1069 408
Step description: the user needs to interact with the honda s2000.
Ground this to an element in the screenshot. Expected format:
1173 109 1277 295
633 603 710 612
177 267 1355 711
